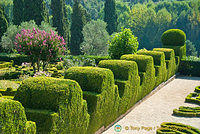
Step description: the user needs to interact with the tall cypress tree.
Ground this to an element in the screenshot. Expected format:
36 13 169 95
23 0 47 25
0 6 8 51
104 0 118 35
70 0 87 55
51 0 68 38
13 0 24 25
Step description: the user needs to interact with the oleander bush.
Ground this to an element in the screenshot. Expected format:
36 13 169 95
157 122 200 134
195 86 200 93
98 60 140 115
108 28 139 59
153 48 176 79
14 77 90 134
185 92 200 105
137 50 167 86
121 54 155 99
65 67 120 134
0 98 36 134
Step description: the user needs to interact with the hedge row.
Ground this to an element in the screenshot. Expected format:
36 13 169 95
173 106 200 117
185 93 200 105
179 60 200 77
0 53 29 65
195 86 200 93
0 98 36 134
157 122 200 134
0 61 13 69
14 77 90 134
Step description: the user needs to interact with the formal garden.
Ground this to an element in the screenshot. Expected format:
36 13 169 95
1 0 200 134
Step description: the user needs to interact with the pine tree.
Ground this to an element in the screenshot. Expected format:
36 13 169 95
23 0 47 25
51 0 68 38
70 0 88 55
13 0 24 25
104 0 118 35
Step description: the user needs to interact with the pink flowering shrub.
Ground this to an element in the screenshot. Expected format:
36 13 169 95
15 27 67 71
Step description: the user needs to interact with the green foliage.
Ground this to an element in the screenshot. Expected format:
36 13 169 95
179 59 200 77
108 28 139 59
0 6 8 50
0 53 28 65
137 50 167 86
23 0 47 25
186 40 198 57
70 1 88 55
121 54 155 99
51 0 69 40
14 77 90 134
0 98 36 134
173 106 200 117
104 0 118 35
1 20 57 53
13 0 24 25
81 19 109 56
157 122 200 134
195 86 200 93
24 121 36 134
161 29 186 46
153 48 176 79
65 67 119 134
185 93 200 105
98 60 140 115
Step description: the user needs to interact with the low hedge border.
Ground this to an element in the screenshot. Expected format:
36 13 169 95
179 60 200 77
173 106 200 117
185 93 200 105
195 86 200 93
157 122 200 134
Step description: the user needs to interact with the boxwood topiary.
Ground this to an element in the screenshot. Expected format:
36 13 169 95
161 29 186 46
195 86 200 93
173 106 200 117
0 98 36 134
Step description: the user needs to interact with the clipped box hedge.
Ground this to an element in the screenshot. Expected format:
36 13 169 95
0 98 36 134
157 122 200 134
0 53 29 65
185 92 200 105
14 77 90 134
0 61 13 69
179 60 200 77
153 48 176 79
173 106 200 117
98 60 141 115
121 54 156 99
195 86 200 93
137 50 167 86
65 67 120 134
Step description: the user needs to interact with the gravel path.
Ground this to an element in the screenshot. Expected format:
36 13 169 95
102 76 200 134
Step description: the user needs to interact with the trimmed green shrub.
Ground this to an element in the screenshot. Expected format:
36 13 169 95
137 50 167 86
0 98 36 134
173 106 200 117
161 29 186 46
108 28 139 59
157 122 200 134
14 77 90 134
24 121 37 134
0 53 29 65
195 86 200 93
185 93 200 105
65 67 120 134
0 93 2 97
121 54 156 99
179 60 200 77
153 48 176 80
0 70 22 80
0 61 12 69
163 45 186 61
98 60 140 115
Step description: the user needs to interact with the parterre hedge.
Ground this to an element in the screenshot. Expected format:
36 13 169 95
65 67 119 134
157 122 200 134
120 54 156 99
173 106 200 117
185 93 200 105
0 98 36 134
179 60 200 77
195 86 200 93
98 60 140 115
0 53 29 65
14 77 90 134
